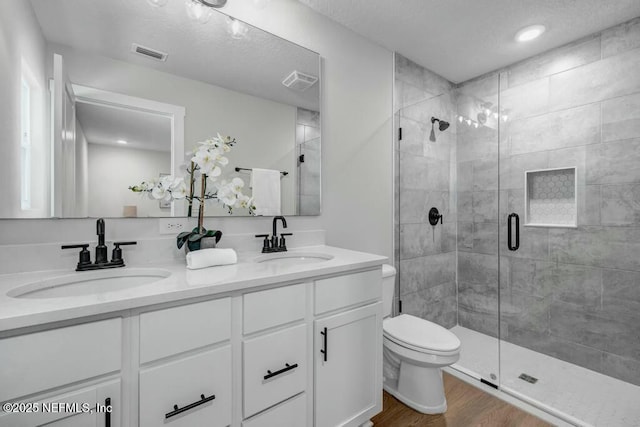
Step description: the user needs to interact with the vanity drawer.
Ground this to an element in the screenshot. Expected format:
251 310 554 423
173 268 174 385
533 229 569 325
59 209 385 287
242 393 307 427
140 297 231 364
0 318 121 402
314 269 382 315
243 283 306 334
139 346 231 427
243 324 307 418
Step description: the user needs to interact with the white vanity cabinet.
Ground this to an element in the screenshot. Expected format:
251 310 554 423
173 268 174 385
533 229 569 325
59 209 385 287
313 270 383 427
0 263 383 427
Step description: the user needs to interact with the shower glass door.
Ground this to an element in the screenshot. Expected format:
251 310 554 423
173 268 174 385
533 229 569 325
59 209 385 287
497 58 640 424
451 74 501 387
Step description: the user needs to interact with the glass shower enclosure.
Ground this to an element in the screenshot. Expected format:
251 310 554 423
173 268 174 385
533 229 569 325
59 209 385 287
396 35 640 425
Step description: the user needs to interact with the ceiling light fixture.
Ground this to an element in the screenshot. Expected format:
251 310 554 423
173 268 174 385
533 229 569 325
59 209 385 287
117 139 128 145
515 25 546 42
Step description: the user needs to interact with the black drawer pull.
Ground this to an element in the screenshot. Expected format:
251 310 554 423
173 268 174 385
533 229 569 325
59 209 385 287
165 394 216 419
264 363 299 380
320 327 328 362
105 397 111 427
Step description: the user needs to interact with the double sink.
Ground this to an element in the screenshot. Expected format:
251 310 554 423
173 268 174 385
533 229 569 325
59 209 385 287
7 252 334 299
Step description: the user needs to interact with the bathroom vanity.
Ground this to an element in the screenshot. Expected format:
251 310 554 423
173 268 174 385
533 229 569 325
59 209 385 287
0 246 386 427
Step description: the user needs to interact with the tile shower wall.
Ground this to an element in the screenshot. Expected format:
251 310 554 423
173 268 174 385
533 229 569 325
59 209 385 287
457 17 640 386
395 54 457 328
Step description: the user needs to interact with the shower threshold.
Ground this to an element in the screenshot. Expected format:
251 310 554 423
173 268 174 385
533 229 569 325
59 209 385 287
447 326 640 427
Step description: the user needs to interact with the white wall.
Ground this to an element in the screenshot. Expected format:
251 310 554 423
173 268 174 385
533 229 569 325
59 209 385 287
223 0 394 258
0 0 48 218
0 0 394 261
87 144 171 218
49 43 298 216
75 120 89 217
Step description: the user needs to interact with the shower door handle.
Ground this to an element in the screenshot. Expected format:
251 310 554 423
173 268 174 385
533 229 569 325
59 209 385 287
508 213 520 251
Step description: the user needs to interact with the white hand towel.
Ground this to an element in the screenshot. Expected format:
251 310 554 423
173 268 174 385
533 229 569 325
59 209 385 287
186 248 238 270
251 168 281 216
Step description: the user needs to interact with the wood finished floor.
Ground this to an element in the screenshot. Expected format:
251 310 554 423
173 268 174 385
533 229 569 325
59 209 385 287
371 373 552 427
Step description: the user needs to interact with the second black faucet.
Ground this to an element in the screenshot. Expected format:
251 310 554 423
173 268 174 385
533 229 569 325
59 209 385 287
255 216 293 253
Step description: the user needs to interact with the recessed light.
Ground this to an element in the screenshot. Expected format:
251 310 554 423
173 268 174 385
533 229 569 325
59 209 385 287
515 25 546 42
117 139 128 145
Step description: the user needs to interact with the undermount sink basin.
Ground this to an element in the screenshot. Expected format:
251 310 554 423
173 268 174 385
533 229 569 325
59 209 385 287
254 252 334 266
7 268 172 299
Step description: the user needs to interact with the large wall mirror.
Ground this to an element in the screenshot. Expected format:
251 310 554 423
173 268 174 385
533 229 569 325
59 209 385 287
0 0 321 219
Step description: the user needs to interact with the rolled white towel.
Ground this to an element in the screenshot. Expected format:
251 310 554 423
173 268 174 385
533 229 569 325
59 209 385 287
186 248 238 270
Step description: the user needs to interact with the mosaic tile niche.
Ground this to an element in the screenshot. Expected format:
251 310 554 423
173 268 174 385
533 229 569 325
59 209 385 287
525 167 577 227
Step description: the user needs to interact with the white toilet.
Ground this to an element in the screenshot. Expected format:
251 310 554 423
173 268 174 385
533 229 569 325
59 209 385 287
381 264 461 414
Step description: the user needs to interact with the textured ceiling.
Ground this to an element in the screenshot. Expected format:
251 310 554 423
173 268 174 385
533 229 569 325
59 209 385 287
30 0 320 110
299 0 640 83
76 102 172 152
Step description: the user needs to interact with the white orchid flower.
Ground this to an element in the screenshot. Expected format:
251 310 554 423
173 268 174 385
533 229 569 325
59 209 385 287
192 149 221 177
151 185 171 201
236 194 253 209
172 181 188 199
215 180 237 206
231 177 245 194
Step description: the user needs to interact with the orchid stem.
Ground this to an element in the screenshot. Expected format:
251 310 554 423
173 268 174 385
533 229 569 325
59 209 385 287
198 174 206 234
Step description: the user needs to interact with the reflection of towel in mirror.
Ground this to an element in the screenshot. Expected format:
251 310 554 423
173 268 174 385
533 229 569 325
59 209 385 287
251 168 281 216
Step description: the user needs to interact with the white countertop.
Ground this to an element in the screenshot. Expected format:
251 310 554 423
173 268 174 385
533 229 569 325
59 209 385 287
0 245 387 332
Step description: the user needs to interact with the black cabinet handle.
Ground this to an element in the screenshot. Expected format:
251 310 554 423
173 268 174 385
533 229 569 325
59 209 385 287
508 213 520 251
105 398 111 427
320 327 328 362
165 394 216 419
264 363 299 380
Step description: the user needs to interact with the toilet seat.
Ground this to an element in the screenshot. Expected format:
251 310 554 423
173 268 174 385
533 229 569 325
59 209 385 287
383 314 461 355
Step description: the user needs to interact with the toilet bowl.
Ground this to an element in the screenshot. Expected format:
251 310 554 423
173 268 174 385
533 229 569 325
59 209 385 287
381 265 461 414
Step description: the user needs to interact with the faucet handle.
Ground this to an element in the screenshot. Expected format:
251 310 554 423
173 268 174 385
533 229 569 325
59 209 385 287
62 244 91 269
255 234 270 252
111 242 138 265
111 241 137 264
279 233 293 250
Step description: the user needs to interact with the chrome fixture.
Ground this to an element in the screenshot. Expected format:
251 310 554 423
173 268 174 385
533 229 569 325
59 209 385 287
62 218 137 271
255 216 293 253
429 117 450 142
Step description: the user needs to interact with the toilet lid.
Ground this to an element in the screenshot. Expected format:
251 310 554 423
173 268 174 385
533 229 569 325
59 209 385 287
383 314 461 353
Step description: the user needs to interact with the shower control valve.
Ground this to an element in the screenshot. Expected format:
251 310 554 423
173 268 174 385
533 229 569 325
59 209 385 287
428 207 443 226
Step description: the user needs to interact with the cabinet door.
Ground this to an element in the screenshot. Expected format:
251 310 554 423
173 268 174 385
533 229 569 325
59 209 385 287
314 303 382 427
0 379 120 427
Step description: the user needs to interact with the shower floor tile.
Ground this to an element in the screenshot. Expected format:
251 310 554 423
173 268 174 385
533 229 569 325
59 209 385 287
450 325 640 427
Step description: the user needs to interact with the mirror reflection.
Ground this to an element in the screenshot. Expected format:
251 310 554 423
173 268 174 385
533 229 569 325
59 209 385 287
0 0 321 219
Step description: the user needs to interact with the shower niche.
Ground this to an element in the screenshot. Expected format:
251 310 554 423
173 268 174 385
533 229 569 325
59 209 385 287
524 167 577 227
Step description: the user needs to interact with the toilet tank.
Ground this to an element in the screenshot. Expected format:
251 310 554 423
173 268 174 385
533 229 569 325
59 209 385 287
382 264 397 318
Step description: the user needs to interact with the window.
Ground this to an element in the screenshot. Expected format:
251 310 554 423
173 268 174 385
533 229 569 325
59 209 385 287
21 77 31 210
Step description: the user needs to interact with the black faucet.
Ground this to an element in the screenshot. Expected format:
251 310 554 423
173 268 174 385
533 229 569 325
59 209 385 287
255 216 293 253
62 218 137 271
95 218 108 264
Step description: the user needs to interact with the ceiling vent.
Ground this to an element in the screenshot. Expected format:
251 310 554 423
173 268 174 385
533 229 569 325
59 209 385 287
131 43 168 62
282 70 318 91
